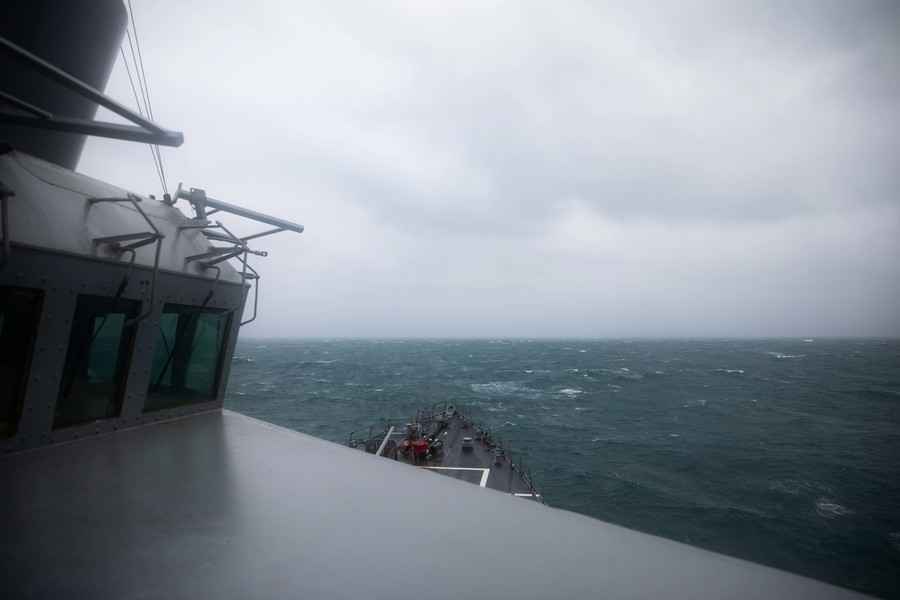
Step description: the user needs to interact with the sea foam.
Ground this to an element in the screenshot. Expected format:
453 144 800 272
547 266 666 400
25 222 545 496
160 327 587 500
766 352 805 360
715 368 745 375
558 388 584 397
816 498 854 519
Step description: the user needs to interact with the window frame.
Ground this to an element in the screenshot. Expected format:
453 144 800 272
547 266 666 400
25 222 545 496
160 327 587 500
0 286 44 438
53 293 140 430
144 303 232 413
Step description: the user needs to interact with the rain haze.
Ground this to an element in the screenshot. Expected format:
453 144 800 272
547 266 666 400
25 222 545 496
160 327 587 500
80 0 900 338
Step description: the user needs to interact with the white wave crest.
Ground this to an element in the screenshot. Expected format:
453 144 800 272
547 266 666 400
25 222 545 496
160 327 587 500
815 498 854 519
766 352 805 359
471 381 541 399
601 367 643 380
558 388 584 397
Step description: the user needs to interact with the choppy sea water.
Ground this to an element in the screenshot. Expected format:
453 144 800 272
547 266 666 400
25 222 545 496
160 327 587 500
225 338 900 598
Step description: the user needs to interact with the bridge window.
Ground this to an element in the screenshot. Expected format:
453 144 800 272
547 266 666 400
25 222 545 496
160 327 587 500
54 295 139 429
0 287 43 438
144 304 230 412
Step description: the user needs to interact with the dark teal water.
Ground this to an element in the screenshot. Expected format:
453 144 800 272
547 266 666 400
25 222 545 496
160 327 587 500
225 338 900 598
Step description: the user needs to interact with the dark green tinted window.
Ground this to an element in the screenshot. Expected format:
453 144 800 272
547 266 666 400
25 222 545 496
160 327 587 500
0 287 43 438
144 304 230 412
55 295 139 429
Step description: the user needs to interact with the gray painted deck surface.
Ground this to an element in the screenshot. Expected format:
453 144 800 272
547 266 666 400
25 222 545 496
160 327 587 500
379 412 538 496
0 410 871 599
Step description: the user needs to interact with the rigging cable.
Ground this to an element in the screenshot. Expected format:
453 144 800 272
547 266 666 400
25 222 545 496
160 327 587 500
119 45 166 196
127 0 155 120
127 0 169 196
125 30 153 124
124 28 167 194
121 0 169 197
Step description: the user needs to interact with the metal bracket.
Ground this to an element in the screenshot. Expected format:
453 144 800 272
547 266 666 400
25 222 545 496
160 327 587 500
0 36 183 147
169 182 303 328
235 253 261 326
173 183 303 234
87 194 164 325
191 247 245 268
0 89 51 119
185 246 241 263
177 219 212 231
241 227 285 242
184 220 269 270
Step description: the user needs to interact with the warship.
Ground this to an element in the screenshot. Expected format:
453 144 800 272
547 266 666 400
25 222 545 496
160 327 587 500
348 403 542 500
0 2 872 598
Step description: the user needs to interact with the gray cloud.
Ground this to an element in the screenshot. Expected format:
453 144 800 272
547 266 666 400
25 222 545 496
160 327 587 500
80 0 900 337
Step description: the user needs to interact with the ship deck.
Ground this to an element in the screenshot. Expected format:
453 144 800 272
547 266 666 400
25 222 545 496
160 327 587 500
380 412 541 498
0 409 870 599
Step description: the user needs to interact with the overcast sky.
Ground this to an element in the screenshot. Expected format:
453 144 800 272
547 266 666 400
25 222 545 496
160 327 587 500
80 0 900 338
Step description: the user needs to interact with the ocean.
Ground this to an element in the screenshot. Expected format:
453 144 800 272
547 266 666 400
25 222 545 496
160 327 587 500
225 338 900 598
